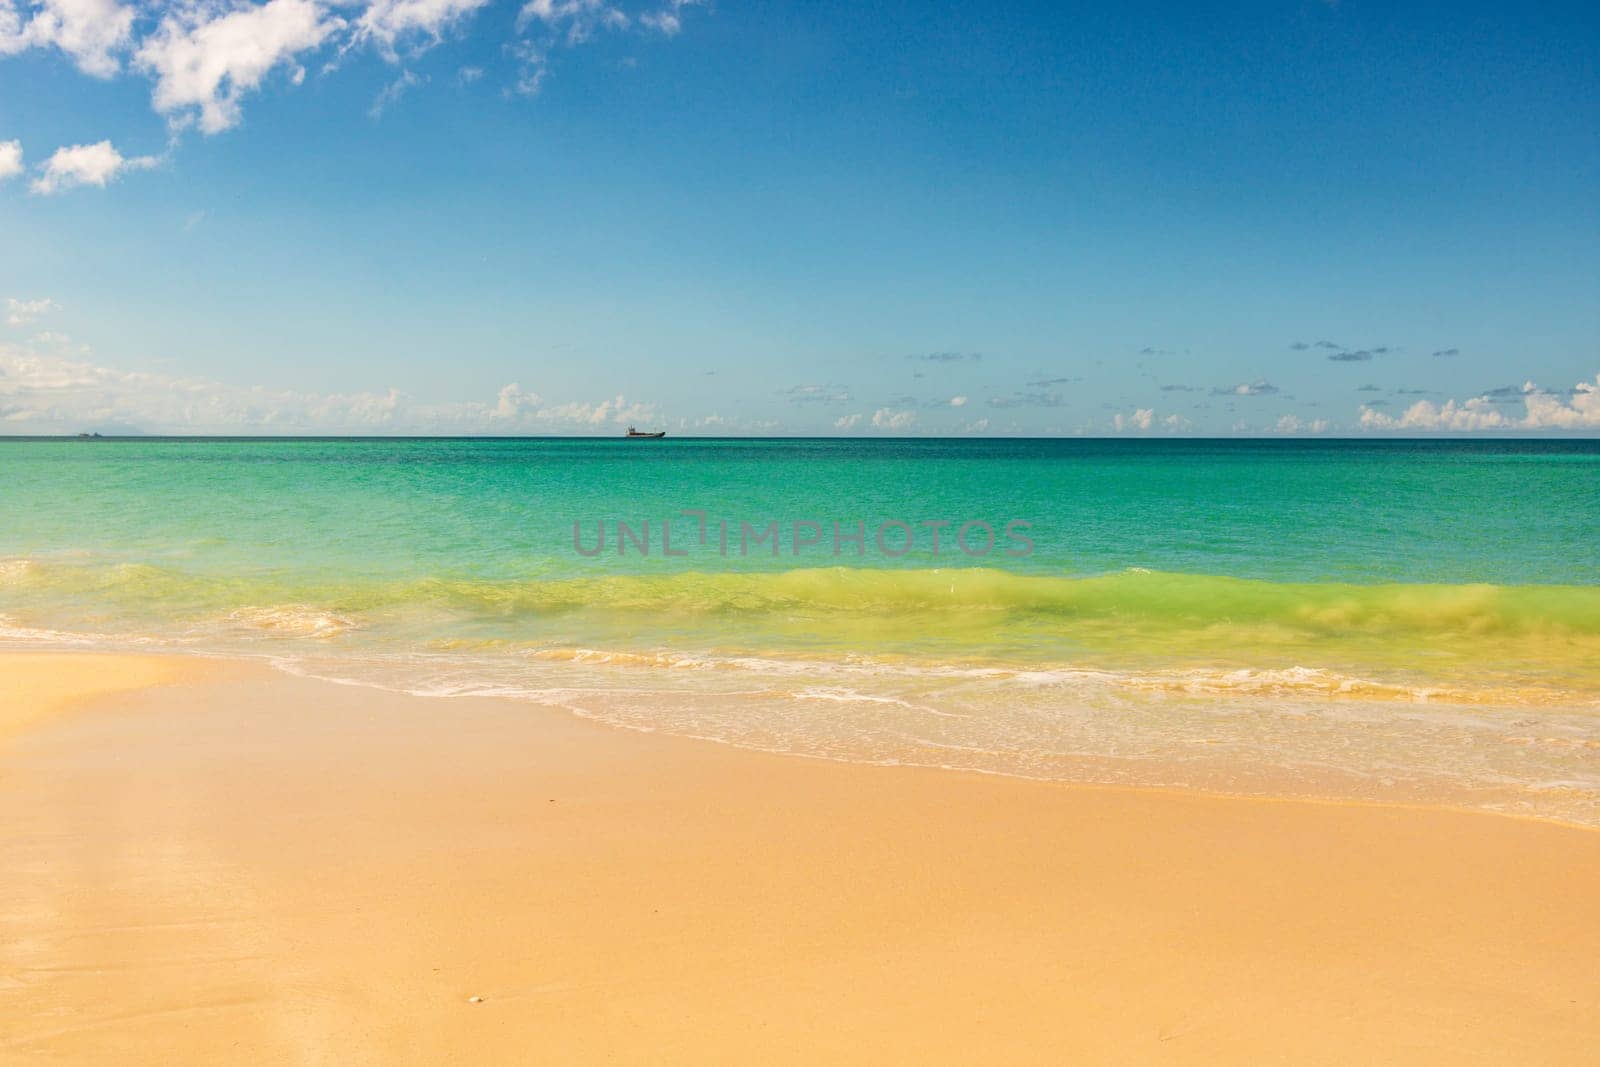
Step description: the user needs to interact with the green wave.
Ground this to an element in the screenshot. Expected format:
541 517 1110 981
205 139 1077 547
6 559 1600 635
3 559 1600 668
442 567 1600 636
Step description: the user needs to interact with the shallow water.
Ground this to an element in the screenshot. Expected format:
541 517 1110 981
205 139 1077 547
3 437 1598 824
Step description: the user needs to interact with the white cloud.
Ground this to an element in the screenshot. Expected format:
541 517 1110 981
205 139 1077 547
369 68 423 117
491 381 541 418
961 418 989 434
135 0 344 134
948 395 967 407
1273 414 1329 434
1111 408 1193 433
1113 408 1154 432
518 0 630 40
781 383 851 405
511 0 631 94
508 39 549 95
1359 397 1505 431
2 0 711 151
683 412 776 433
506 0 697 94
1523 377 1600 429
0 0 134 77
30 140 157 194
1221 379 1278 397
536 392 656 427
6 297 59 326
0 339 661 434
833 413 862 431
639 0 700 35
871 407 916 431
357 0 493 60
1360 375 1600 432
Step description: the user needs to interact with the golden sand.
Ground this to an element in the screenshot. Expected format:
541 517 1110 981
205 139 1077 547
0 652 201 742
1 652 1597 1064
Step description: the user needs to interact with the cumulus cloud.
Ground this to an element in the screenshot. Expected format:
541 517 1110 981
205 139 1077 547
538 392 656 427
134 0 343 134
491 381 542 418
1359 375 1600 432
947 395 967 407
1359 396 1507 432
1113 408 1154 432
1522 379 1600 429
6 297 59 326
30 140 157 194
871 407 916 431
0 138 19 180
833 413 862 431
0 338 658 434
0 0 134 77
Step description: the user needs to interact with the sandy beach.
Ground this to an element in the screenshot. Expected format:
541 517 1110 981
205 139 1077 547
1 651 1597 1064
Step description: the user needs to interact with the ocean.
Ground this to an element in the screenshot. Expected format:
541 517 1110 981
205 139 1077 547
3 437 1598 823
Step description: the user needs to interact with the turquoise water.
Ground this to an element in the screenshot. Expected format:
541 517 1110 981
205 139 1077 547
3 438 1599 823
3 437 1596 583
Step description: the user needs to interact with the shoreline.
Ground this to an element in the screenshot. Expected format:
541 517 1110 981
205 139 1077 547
272 654 1600 836
3 650 1598 1062
11 642 1600 832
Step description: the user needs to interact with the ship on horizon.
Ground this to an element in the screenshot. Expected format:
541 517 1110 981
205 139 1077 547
624 426 666 439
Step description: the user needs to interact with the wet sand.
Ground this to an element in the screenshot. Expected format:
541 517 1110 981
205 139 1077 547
1 652 1597 1063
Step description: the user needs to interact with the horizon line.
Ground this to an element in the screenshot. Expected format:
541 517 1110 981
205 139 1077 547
4 434 1599 443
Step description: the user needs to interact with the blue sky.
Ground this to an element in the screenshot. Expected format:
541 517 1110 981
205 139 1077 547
1 0 1597 434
